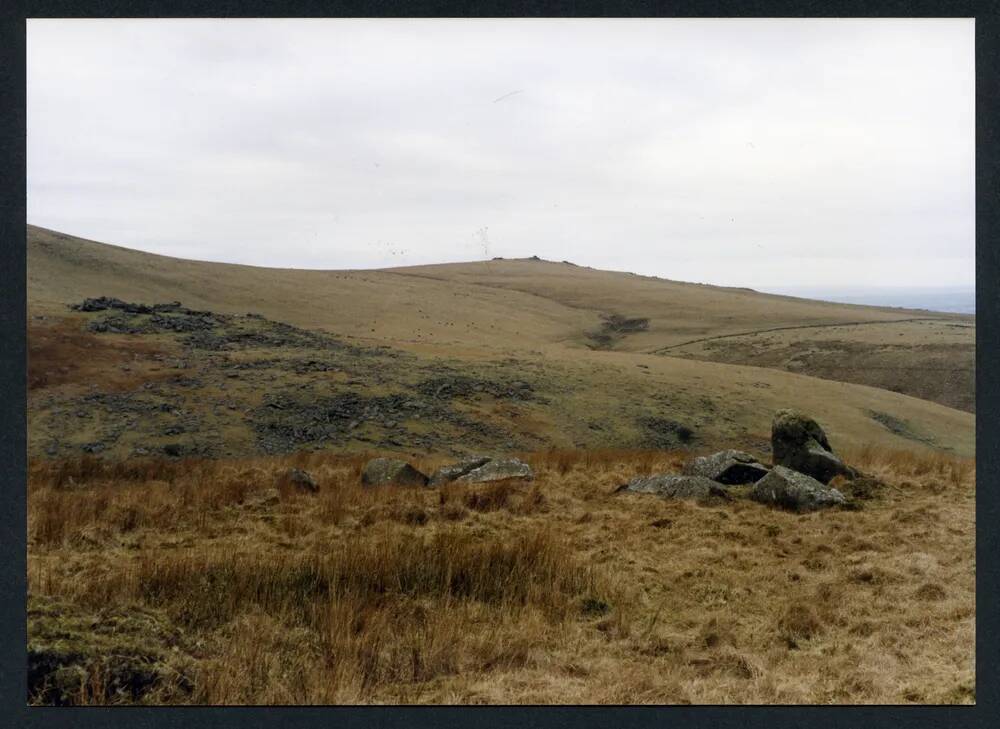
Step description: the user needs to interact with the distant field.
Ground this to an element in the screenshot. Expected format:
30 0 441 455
663 319 975 413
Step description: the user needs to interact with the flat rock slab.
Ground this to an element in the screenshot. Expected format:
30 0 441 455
750 465 847 512
454 457 534 483
682 450 769 484
361 457 429 487
618 474 730 500
429 456 493 485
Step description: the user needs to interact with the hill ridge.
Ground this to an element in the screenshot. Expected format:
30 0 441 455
27 225 974 460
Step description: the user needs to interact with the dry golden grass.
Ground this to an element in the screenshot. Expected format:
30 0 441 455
27 446 975 705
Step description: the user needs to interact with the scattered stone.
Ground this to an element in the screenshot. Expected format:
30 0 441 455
682 449 769 484
361 457 429 487
617 473 730 500
284 468 318 493
429 456 492 485
750 465 848 512
418 374 534 402
771 409 854 484
454 457 534 483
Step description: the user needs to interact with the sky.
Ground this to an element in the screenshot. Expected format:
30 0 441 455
27 18 975 289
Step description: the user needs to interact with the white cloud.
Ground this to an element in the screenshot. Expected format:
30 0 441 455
27 18 974 287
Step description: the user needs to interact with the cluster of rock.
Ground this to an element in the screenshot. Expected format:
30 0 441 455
417 375 534 403
360 455 534 488
72 297 189 314
620 409 856 512
71 297 358 352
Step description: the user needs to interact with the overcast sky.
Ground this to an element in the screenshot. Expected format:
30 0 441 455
27 18 974 288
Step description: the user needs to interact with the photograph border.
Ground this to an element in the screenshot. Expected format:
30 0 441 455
2 2 996 727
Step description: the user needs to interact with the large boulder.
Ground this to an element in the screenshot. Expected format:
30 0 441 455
750 465 848 512
454 457 534 483
361 458 429 487
428 456 493 485
682 450 769 484
617 474 730 500
771 409 854 484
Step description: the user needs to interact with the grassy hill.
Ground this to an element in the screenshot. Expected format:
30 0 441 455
27 225 975 459
25 225 976 705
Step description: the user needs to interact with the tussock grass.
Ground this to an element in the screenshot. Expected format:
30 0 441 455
75 527 600 628
843 444 974 488
27 446 975 705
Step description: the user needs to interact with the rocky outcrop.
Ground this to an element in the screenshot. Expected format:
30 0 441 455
682 450 769 484
361 458 429 487
750 465 847 512
429 456 492 485
418 375 534 402
72 297 183 314
617 474 730 500
771 409 854 484
454 457 534 483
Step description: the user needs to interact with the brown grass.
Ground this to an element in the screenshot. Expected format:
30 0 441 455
27 447 975 705
28 317 171 393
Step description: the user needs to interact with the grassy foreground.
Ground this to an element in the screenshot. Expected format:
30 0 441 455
27 447 974 705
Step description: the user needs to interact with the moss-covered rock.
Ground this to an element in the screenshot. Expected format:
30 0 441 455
771 409 855 484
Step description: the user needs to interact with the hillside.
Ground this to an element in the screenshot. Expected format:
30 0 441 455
25 225 976 706
386 259 975 411
27 225 975 459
